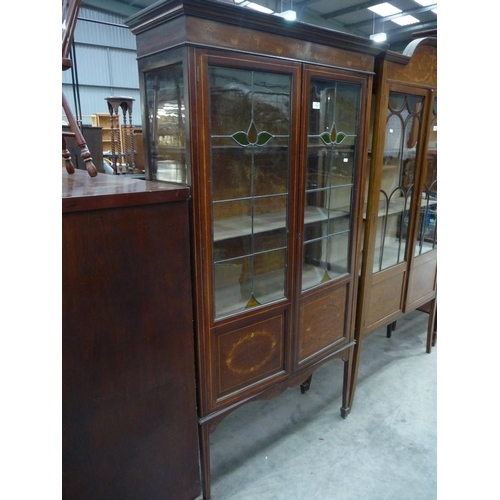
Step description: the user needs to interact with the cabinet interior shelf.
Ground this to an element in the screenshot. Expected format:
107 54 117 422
363 196 437 220
214 205 350 242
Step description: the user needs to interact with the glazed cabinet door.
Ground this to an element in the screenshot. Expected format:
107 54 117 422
192 50 301 414
363 85 431 329
296 66 368 367
406 94 437 308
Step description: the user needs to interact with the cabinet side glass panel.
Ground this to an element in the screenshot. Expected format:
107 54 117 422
144 64 188 184
302 79 361 291
372 92 424 272
209 66 292 318
415 97 437 256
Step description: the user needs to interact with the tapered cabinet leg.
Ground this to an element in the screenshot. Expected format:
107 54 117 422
386 320 397 338
426 298 437 353
199 422 212 500
300 374 313 394
340 347 354 419
346 335 363 414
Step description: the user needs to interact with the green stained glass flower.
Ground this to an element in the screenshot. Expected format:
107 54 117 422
232 131 250 146
256 131 273 146
319 123 347 145
231 121 274 147
320 132 332 145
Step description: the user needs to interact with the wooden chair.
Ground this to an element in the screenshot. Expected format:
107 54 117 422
62 0 97 177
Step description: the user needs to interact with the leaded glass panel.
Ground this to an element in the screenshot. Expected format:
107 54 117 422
415 97 437 256
302 78 361 291
209 66 292 318
372 92 424 273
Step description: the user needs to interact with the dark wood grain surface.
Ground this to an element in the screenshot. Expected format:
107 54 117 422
62 170 201 499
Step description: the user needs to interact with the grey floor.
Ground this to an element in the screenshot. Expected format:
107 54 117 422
209 310 437 500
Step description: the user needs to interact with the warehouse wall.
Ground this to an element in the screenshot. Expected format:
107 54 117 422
62 6 142 127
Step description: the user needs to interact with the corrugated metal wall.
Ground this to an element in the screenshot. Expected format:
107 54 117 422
62 7 142 126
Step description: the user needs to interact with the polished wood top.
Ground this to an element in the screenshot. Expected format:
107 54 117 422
62 169 190 212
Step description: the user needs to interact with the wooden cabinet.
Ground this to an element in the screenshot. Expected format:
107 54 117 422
126 1 383 497
62 170 202 500
349 38 437 409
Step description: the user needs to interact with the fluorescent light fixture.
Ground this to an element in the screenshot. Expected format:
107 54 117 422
370 32 387 42
414 0 437 6
368 3 402 17
234 0 246 3
275 9 297 21
391 15 420 26
245 2 274 14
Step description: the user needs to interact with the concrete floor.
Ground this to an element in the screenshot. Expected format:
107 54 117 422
208 310 437 499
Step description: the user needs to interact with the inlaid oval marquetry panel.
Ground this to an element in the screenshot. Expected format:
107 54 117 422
298 286 347 363
216 315 285 398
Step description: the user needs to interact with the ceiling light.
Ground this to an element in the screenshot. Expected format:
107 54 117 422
275 9 297 21
414 0 437 6
370 32 387 42
391 15 420 26
245 2 274 14
368 3 402 17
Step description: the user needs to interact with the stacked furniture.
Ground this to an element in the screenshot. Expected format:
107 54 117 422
349 37 437 410
126 1 386 497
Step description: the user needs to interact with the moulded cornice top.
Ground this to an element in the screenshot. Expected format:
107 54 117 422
125 0 389 57
379 36 437 65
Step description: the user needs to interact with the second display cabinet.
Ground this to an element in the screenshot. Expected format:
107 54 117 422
127 1 384 497
349 37 437 410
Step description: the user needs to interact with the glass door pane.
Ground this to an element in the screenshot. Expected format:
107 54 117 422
144 64 188 183
415 97 437 256
372 92 424 272
302 79 361 291
209 66 292 318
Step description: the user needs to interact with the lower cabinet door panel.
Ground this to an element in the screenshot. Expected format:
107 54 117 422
406 253 437 308
298 285 348 364
367 271 405 330
213 311 288 405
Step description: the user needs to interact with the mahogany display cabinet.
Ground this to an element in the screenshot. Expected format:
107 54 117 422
349 37 437 410
126 1 385 497
62 170 202 500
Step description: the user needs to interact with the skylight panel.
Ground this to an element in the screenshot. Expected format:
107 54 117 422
414 0 437 6
368 3 402 17
245 2 274 14
391 15 420 26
